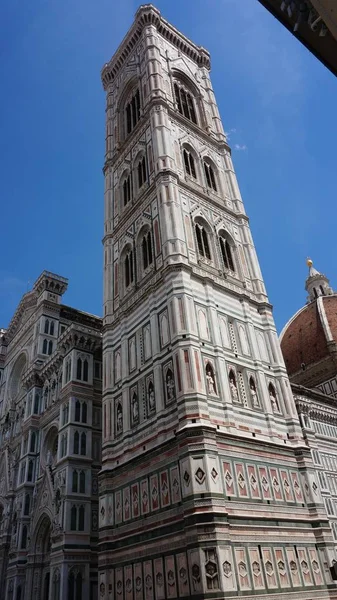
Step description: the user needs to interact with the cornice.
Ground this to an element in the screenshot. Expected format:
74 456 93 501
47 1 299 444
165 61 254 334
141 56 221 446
101 4 210 90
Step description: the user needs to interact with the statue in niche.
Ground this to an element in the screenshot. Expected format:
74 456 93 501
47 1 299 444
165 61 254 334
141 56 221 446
249 377 260 408
229 371 239 401
131 393 139 424
115 351 121 381
148 381 155 412
205 363 216 394
166 369 175 402
116 403 123 434
269 384 279 412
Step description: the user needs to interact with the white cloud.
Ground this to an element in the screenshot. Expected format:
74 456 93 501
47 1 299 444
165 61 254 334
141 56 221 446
225 127 236 140
234 144 247 151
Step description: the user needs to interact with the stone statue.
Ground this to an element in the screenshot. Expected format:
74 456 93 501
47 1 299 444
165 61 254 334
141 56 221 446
250 379 259 408
229 374 239 401
116 404 123 433
132 394 139 423
206 365 216 394
166 371 175 401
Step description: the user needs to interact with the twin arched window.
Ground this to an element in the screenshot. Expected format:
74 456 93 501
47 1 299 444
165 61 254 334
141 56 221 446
174 82 197 124
70 506 85 531
125 88 140 135
182 147 218 193
75 400 87 423
76 358 89 382
72 470 85 493
42 339 53 355
44 319 55 335
194 221 236 272
73 431 86 456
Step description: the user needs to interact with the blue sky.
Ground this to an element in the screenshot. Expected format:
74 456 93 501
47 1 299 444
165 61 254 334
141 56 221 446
1 0 336 332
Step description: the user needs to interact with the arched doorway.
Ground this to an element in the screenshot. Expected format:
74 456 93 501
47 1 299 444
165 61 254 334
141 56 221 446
31 515 52 600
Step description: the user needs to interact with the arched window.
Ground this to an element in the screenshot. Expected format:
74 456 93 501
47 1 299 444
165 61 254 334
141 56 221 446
78 506 85 531
27 460 34 482
174 81 197 124
203 161 217 191
72 470 78 493
76 359 82 381
79 471 85 494
48 340 53 355
21 525 28 549
183 148 196 179
44 319 49 334
50 321 55 336
42 339 48 354
141 231 153 271
34 393 40 414
137 156 147 189
219 234 235 271
24 493 30 516
75 400 81 422
73 431 79 454
320 285 325 296
195 222 211 260
80 432 86 456
313 288 318 298
124 249 134 289
123 174 132 206
30 432 36 453
81 402 87 423
125 88 141 135
83 360 88 382
70 506 77 530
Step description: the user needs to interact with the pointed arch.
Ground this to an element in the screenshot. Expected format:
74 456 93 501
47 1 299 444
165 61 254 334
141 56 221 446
194 216 212 260
218 229 235 271
202 157 218 191
172 70 200 125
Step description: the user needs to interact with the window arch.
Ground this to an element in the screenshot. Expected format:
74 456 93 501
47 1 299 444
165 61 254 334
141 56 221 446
183 147 197 179
78 505 85 531
44 319 49 334
21 525 28 549
30 432 36 453
75 400 81 421
42 339 48 354
137 155 147 189
73 431 79 455
24 493 30 516
203 159 217 191
27 460 34 482
82 402 87 423
218 232 235 271
50 321 55 336
80 432 86 456
174 80 197 124
79 471 85 494
72 470 78 493
34 393 40 414
76 359 82 381
83 360 88 382
195 220 211 260
121 171 132 207
123 247 134 290
48 340 53 355
141 231 153 271
70 506 77 530
125 88 141 135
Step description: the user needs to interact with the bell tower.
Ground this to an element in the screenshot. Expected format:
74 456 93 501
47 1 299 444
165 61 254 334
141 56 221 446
99 5 336 598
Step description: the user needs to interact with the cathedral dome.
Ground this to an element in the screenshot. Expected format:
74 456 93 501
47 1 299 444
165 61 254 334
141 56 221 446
280 260 337 388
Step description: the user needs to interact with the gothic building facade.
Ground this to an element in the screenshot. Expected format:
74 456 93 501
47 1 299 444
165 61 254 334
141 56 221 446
0 272 102 600
98 4 337 599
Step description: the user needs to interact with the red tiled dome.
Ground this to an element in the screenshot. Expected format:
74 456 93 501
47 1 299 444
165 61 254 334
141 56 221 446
280 299 331 376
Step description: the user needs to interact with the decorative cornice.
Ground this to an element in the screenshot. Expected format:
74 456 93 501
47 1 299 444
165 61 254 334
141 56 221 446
101 4 211 90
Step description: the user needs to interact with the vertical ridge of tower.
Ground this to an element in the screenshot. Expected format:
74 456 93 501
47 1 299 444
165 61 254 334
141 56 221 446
99 6 336 599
